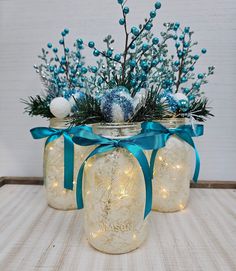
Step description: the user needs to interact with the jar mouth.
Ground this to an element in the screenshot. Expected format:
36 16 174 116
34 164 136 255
156 117 188 124
157 117 187 121
152 117 188 128
92 122 141 129
92 122 141 138
49 117 72 129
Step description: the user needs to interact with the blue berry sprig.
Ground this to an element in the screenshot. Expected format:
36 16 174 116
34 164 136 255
84 1 164 96
151 22 215 117
34 29 87 100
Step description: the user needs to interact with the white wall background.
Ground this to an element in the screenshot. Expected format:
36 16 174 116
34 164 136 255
0 0 235 181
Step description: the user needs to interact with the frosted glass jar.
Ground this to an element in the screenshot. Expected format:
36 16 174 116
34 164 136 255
83 123 148 254
152 118 194 212
44 118 87 210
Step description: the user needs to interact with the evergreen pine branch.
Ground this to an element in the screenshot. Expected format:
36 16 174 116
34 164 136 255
70 94 105 125
131 89 167 122
188 98 214 122
21 95 53 119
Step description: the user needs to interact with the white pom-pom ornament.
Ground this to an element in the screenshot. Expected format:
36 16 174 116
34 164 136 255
173 93 188 102
49 97 71 119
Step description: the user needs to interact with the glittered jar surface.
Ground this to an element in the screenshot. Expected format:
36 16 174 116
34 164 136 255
83 123 148 254
43 118 89 210
152 119 194 212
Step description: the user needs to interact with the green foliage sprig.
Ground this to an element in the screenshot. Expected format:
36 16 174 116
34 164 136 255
21 95 54 119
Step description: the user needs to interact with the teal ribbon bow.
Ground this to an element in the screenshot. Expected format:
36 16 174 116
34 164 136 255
73 126 166 219
30 125 91 190
141 122 204 183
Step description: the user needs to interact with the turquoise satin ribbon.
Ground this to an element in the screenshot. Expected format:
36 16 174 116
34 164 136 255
73 127 166 219
141 122 204 183
30 125 91 190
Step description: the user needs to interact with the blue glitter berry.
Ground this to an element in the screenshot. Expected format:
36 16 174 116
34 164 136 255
178 99 189 112
152 37 159 45
107 49 113 57
114 54 122 61
93 50 100 57
142 43 149 51
123 7 129 14
119 18 125 25
145 23 153 31
198 73 204 79
91 66 98 73
150 10 156 18
131 27 139 36
155 2 161 9
88 41 95 48
77 39 83 45
47 43 52 48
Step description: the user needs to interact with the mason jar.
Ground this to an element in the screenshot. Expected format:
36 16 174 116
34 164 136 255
152 118 194 212
83 123 148 254
44 118 88 210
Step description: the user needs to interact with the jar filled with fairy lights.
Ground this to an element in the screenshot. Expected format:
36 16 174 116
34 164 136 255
44 118 89 210
151 118 195 212
82 123 148 254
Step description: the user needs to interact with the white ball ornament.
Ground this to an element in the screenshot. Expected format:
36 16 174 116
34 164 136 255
49 97 71 119
173 93 188 102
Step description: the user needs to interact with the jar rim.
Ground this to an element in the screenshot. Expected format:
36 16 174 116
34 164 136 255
92 122 141 129
49 117 72 128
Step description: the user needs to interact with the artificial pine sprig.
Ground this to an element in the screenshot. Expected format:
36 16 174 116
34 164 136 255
188 98 214 122
70 94 105 125
21 95 54 119
130 87 167 122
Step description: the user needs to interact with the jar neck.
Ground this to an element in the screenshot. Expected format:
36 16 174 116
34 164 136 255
155 118 188 129
49 118 71 129
92 123 141 138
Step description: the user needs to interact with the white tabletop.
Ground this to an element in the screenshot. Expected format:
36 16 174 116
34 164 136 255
0 185 235 271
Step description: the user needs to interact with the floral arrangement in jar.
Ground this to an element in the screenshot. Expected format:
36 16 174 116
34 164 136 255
22 29 91 210
22 0 215 254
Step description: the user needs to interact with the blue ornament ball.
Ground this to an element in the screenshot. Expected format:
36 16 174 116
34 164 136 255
100 87 134 122
165 93 178 112
178 99 190 112
63 89 85 112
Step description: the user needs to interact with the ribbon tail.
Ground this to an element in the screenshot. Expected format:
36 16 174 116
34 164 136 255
177 131 200 183
150 150 158 179
63 133 74 190
76 145 115 210
193 147 200 183
123 143 152 219
76 162 85 209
